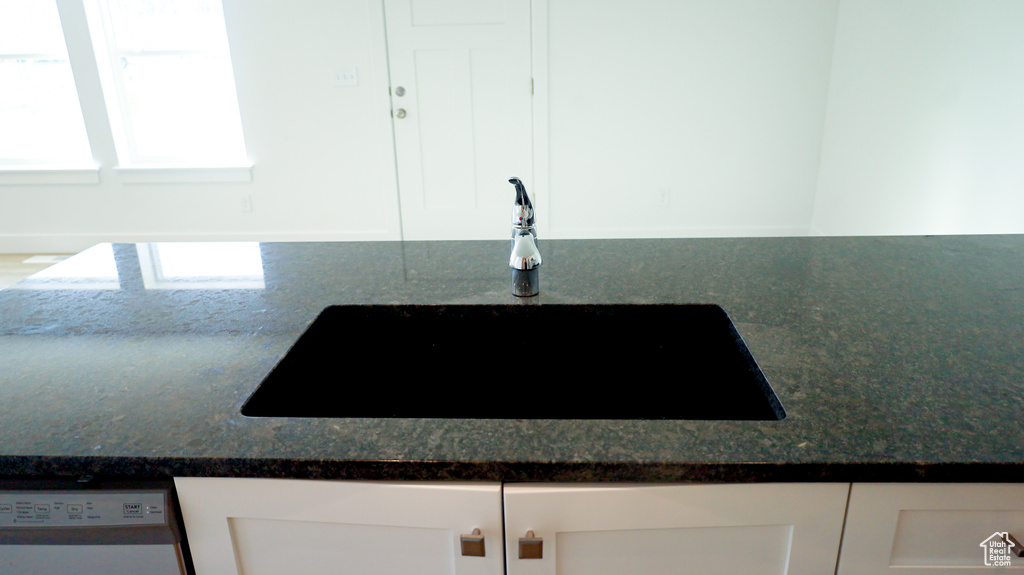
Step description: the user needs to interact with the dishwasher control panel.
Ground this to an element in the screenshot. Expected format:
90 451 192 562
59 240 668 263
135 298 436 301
0 491 167 528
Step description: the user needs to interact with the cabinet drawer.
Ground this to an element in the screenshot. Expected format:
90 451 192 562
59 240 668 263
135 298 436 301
839 484 1024 574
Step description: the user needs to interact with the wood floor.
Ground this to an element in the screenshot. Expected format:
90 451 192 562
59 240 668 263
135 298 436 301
0 254 74 290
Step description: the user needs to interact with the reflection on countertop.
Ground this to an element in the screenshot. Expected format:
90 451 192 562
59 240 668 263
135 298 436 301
10 242 265 291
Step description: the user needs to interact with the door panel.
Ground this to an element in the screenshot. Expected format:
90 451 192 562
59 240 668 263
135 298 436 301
175 478 503 575
839 483 1024 574
556 524 794 575
385 0 532 240
230 517 455 575
503 483 850 575
410 0 505 26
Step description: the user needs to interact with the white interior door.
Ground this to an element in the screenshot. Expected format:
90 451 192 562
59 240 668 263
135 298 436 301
175 478 504 575
384 0 533 240
504 483 851 575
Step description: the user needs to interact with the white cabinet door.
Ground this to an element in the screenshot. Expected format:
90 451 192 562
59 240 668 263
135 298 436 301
838 483 1024 574
503 483 850 575
175 478 503 575
384 0 533 240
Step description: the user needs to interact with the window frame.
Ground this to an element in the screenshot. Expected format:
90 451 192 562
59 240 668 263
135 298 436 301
83 0 252 178
1 0 252 186
0 0 96 175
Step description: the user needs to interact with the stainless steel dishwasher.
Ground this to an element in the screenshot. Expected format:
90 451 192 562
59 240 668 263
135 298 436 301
0 477 192 574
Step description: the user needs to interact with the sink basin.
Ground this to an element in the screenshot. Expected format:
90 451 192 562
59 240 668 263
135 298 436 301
242 304 785 420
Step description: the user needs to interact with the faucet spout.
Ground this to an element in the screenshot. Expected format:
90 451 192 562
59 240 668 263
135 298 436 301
509 177 541 297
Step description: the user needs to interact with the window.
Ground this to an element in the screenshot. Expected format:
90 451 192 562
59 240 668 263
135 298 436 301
85 0 248 167
0 0 92 167
1 0 249 183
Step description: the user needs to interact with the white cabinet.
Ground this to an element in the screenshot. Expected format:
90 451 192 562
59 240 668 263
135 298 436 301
174 478 504 575
838 483 1024 575
175 479 850 575
503 483 851 575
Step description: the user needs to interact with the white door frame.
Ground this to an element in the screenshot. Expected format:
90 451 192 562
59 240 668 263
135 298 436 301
530 0 550 239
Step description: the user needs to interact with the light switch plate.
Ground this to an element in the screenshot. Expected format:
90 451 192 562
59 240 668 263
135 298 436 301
331 66 358 87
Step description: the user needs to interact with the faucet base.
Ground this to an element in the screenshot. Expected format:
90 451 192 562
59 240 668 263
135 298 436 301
511 268 540 297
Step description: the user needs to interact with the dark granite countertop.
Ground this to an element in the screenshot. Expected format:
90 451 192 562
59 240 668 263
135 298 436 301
1 236 1023 483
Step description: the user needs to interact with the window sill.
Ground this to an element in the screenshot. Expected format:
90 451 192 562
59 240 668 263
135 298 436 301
115 164 253 184
0 166 101 185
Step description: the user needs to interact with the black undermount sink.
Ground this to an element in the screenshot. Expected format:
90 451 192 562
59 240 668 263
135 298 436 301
241 304 785 420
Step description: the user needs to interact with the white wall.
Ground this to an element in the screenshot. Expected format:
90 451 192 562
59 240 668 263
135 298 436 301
3 0 1023 252
543 0 840 239
0 0 401 253
811 0 1024 236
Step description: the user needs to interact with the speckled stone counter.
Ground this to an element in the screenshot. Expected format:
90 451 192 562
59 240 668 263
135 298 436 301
1 237 1023 482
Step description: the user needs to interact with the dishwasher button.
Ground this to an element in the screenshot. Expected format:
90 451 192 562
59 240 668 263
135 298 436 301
67 504 83 513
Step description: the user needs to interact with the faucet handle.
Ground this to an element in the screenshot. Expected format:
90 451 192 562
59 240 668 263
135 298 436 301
509 177 535 228
512 204 534 229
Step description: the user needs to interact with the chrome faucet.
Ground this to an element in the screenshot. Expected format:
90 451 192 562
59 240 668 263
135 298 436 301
509 177 541 297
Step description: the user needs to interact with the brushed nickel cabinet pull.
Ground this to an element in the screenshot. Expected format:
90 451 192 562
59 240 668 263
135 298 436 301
519 530 543 559
461 528 485 557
